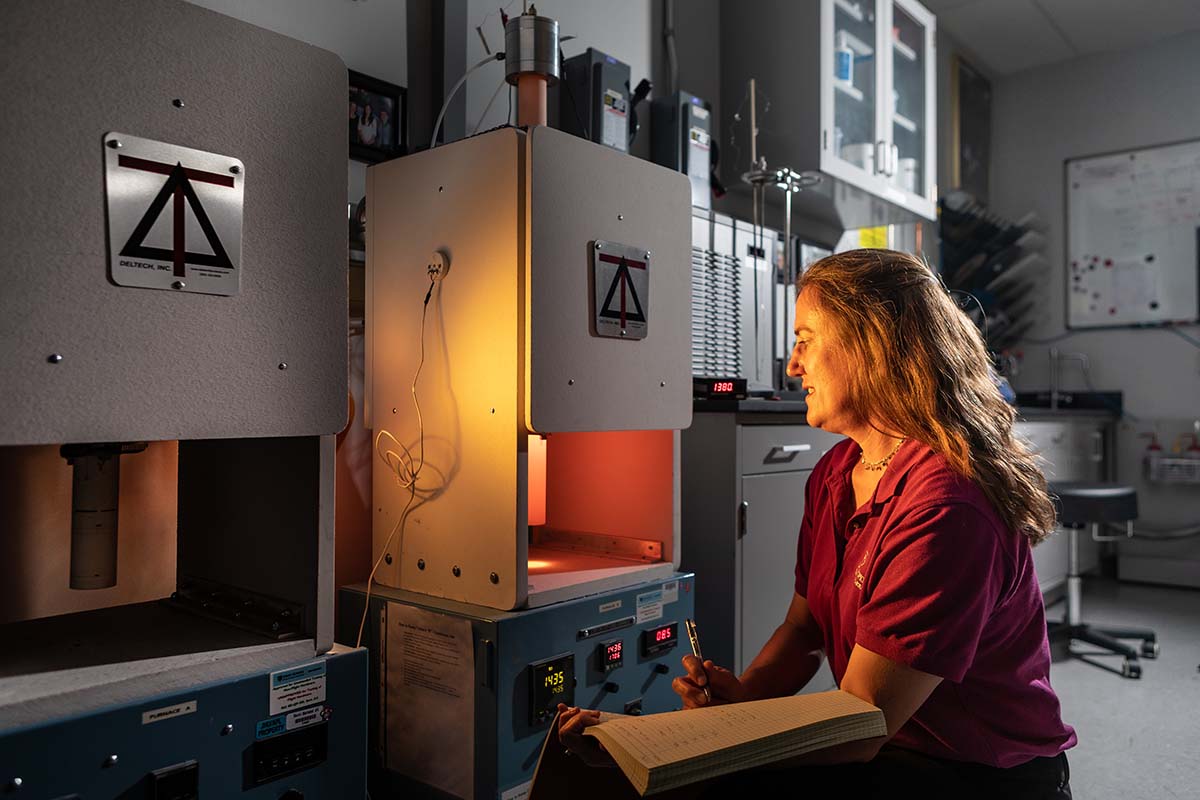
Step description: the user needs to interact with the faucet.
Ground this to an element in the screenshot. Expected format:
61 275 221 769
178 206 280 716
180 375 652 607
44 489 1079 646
1048 348 1089 410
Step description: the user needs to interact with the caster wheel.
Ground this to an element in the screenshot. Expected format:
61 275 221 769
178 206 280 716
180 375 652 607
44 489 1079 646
1122 661 1142 679
1141 640 1160 659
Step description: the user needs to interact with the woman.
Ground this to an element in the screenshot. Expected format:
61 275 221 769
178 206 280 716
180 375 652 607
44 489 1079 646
358 100 379 146
560 249 1075 799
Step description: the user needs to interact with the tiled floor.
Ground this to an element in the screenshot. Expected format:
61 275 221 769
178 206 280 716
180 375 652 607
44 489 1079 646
1045 578 1200 799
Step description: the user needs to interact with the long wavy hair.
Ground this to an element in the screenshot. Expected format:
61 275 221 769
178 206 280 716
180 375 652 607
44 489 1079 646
798 248 1055 544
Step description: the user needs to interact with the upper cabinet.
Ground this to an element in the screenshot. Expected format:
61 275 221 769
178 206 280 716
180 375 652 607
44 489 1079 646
719 0 937 227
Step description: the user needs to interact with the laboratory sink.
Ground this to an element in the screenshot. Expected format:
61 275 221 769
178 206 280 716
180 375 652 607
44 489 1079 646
1015 391 1122 414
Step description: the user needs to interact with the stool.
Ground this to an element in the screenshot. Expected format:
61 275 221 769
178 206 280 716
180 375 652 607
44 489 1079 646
1047 482 1159 679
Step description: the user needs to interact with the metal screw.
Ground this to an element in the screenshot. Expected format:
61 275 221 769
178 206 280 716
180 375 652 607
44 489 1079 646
452 565 461 577
645 251 651 258
660 381 666 387
171 280 186 290
8 777 21 789
490 407 495 414
172 98 185 108
221 723 234 736
278 362 288 370
490 572 499 584
107 139 122 149
594 242 602 250
438 186 444 192
47 353 63 364
384 553 393 565
230 165 241 175
105 754 119 767
392 407 398 414
620 329 627 337
567 379 575 386
617 214 624 221
417 559 425 570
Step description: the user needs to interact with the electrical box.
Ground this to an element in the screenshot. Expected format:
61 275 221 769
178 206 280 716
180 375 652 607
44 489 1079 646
652 91 713 210
559 48 632 152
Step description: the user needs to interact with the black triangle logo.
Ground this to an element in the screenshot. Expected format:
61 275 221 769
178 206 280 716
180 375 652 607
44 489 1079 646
598 257 646 323
119 162 234 278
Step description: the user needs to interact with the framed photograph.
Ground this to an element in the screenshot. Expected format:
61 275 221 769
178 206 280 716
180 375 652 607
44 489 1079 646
950 54 991 204
349 70 406 163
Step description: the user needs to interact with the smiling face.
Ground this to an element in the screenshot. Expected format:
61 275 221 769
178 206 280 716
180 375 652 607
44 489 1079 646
787 287 859 434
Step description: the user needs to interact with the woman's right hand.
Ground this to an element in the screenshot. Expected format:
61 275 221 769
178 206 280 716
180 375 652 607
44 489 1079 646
671 655 751 708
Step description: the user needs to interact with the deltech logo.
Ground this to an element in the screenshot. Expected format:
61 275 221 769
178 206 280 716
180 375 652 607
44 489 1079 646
104 133 244 296
116 155 235 278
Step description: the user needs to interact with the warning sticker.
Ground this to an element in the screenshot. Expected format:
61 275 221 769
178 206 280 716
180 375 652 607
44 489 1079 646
601 89 628 152
269 660 327 715
256 705 331 740
592 240 650 340
636 589 664 623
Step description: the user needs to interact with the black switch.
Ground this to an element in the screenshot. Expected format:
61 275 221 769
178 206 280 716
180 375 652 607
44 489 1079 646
653 663 670 674
603 681 620 693
149 759 199 800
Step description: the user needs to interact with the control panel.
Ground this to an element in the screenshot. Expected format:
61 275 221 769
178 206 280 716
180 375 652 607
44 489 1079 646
529 653 575 725
642 621 679 657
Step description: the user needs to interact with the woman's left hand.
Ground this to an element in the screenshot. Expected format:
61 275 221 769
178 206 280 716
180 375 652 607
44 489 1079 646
556 704 616 767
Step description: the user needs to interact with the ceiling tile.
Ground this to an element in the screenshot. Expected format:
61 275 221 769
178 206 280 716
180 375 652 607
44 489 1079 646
936 0 1076 74
1036 0 1200 56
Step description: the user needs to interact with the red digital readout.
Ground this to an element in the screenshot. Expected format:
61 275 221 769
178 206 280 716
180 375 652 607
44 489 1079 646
605 642 623 661
655 627 673 643
712 381 734 393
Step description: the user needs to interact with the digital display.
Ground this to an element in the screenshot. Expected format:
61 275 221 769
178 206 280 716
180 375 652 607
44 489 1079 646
529 654 575 725
693 377 747 400
642 622 679 657
712 381 735 394
600 639 624 672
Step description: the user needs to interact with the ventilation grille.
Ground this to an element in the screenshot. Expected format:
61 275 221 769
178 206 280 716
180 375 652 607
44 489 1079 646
690 245 741 377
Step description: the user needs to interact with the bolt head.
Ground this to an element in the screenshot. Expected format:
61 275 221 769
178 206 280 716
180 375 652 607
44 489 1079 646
278 362 288 370
229 164 241 174
490 572 499 584
172 98 185 108
384 553 393 565
107 139 122 149
645 251 651 258
617 214 624 221
47 353 63 364
660 381 666 387
171 280 186 290
105 754 119 766
452 565 461 577
417 558 426 570
567 378 575 386
9 777 22 788
221 723 234 736
595 242 602 249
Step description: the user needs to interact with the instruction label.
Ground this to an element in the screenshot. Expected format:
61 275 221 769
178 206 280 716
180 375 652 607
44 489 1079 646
499 780 531 800
636 589 664 623
269 660 327 715
598 599 622 614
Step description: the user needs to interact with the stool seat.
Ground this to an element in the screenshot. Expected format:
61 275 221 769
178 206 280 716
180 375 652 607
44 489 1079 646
1049 482 1138 526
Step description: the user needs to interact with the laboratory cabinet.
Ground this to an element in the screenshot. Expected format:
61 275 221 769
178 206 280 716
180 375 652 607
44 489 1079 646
720 0 937 227
682 412 843 688
1014 417 1112 596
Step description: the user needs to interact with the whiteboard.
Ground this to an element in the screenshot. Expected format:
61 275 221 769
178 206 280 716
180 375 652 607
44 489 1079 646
1066 139 1200 328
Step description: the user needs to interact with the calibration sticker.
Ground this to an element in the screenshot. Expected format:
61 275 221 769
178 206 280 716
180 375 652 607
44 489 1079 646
268 660 327 715
255 705 333 740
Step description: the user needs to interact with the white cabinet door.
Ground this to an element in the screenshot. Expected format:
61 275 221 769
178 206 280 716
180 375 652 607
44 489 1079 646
884 0 937 218
738 471 808 674
823 0 885 194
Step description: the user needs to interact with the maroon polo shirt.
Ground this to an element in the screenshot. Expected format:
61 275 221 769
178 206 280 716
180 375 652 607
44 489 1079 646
795 438 1077 767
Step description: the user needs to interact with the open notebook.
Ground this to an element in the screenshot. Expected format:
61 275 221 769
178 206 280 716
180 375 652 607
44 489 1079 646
530 691 886 798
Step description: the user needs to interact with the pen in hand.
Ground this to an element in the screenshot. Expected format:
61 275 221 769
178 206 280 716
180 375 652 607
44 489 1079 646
685 618 711 703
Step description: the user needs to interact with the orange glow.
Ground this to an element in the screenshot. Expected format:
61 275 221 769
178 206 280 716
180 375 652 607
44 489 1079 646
527 559 554 571
527 434 547 526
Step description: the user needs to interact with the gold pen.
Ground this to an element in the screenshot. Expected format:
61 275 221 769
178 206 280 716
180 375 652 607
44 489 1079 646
684 618 711 703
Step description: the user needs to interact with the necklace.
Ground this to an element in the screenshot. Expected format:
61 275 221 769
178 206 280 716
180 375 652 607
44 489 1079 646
859 438 906 472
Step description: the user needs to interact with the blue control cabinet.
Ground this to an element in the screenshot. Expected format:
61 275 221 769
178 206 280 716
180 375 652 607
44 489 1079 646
0 646 366 799
338 573 696 799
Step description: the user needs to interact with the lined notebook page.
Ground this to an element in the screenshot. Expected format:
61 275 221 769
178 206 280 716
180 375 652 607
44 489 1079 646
586 691 881 769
